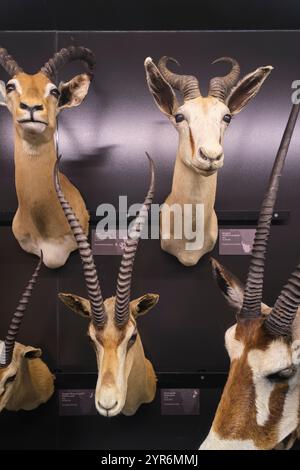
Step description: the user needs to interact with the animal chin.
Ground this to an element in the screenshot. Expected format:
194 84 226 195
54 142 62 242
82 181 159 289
18 121 48 134
190 161 217 176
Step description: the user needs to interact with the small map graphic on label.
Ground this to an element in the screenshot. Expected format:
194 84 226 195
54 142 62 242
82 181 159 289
219 229 256 255
92 229 128 255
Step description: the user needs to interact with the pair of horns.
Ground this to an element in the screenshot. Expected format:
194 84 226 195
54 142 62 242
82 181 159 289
239 103 300 337
54 153 155 328
0 255 42 368
0 46 95 82
157 56 240 102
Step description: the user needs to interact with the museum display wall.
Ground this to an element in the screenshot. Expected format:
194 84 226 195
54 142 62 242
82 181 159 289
0 30 300 449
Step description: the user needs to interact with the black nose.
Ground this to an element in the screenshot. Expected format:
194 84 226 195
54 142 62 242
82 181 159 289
199 150 223 162
20 102 44 112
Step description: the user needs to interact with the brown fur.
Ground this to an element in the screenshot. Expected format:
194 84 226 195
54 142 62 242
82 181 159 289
0 342 54 412
59 293 158 417
2 72 90 268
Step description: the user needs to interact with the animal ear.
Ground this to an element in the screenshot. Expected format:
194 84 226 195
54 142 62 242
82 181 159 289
58 293 91 318
211 258 244 312
58 73 91 110
131 293 159 318
227 65 273 115
0 80 7 106
144 57 178 116
23 346 42 359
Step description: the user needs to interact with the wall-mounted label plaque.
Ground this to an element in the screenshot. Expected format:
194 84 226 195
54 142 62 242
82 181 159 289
92 229 127 255
161 389 200 415
59 389 97 416
219 229 256 255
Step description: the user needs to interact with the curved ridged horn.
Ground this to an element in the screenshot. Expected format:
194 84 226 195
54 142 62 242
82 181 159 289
265 266 300 337
115 153 155 327
158 56 201 101
240 103 300 320
0 47 23 77
53 158 106 327
208 57 240 102
40 46 95 82
0 254 42 368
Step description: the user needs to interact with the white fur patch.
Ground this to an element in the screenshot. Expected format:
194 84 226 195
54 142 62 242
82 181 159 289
0 340 6 365
248 341 292 427
292 340 300 365
278 377 300 442
225 324 244 360
19 235 77 269
8 78 22 94
199 430 258 450
44 83 57 98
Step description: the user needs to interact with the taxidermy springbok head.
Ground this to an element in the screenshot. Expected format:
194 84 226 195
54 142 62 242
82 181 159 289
55 154 159 417
0 255 54 412
200 103 300 450
145 56 272 266
0 46 95 268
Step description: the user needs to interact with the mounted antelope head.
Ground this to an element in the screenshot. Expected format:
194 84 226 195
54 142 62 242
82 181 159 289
0 255 54 412
0 46 95 269
55 154 159 417
200 103 300 450
145 56 272 266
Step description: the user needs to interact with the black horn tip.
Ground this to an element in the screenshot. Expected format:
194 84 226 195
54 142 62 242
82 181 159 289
159 56 181 68
212 56 238 66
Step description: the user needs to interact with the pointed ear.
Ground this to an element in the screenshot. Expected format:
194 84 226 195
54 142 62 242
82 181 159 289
211 258 244 312
0 80 7 106
58 293 91 318
131 293 159 318
144 57 178 116
58 73 91 110
23 346 42 359
227 66 273 115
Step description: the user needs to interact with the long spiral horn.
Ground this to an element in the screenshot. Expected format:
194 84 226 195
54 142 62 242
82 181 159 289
265 265 300 337
0 254 42 368
53 158 106 327
0 47 23 77
208 57 240 102
239 103 300 320
158 56 201 101
40 46 95 82
115 153 155 327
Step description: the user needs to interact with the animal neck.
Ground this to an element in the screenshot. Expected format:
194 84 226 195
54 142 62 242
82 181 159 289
171 151 218 207
123 335 154 412
14 131 57 207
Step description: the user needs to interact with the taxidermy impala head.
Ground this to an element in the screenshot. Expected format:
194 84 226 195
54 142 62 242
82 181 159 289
0 46 95 145
56 155 159 417
201 104 300 450
0 255 54 412
145 56 272 175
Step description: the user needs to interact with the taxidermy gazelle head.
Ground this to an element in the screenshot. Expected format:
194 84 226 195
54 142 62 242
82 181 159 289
145 56 272 175
55 154 159 417
0 46 94 143
145 57 272 267
0 46 96 269
201 103 300 450
0 255 54 412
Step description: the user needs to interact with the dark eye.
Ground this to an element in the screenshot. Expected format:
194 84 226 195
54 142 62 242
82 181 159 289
128 332 137 349
6 83 16 93
223 114 232 124
5 374 16 385
50 88 60 99
175 113 185 123
267 366 296 383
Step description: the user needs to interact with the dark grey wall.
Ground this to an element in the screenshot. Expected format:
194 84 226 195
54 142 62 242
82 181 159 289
1 31 300 373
